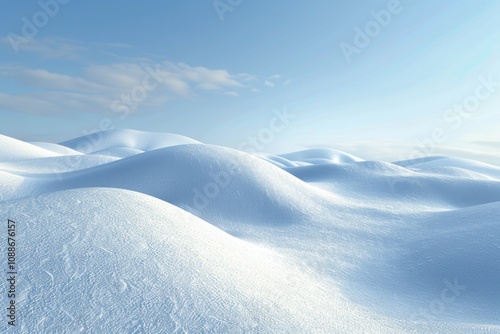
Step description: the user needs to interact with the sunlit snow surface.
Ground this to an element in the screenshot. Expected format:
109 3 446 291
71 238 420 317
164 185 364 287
1 129 499 333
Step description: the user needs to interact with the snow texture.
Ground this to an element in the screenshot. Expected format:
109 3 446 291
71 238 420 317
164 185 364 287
1 129 499 333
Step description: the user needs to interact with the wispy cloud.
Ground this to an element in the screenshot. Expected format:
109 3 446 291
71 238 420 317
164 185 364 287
173 63 243 90
0 92 61 115
0 91 113 115
264 80 275 88
265 74 292 88
0 38 284 115
2 37 87 60
237 73 258 82
2 37 134 60
1 66 106 92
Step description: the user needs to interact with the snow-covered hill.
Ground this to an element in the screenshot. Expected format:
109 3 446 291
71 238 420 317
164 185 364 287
60 129 200 154
1 129 499 333
0 134 61 162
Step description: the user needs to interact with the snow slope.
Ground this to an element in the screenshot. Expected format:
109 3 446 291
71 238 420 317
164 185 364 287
1 129 499 333
282 160 500 209
1 188 408 333
30 142 83 156
0 134 61 162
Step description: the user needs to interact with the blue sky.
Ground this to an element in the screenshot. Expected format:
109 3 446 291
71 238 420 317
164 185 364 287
1 0 499 163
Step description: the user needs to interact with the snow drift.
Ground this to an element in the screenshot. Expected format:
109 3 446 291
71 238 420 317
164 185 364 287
0 129 499 333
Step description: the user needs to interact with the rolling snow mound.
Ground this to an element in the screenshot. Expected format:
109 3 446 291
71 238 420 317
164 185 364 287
1 129 499 333
0 134 61 162
60 129 200 154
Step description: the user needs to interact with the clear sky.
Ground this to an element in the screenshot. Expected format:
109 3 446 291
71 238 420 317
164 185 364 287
1 0 499 164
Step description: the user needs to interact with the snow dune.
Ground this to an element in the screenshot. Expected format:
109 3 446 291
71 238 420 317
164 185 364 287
0 134 61 162
0 129 499 333
61 129 200 154
279 148 364 164
283 159 500 209
1 188 407 333
30 142 83 156
47 144 350 227
396 156 500 180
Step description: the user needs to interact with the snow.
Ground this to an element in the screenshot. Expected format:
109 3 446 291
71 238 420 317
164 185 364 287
396 156 500 180
60 129 200 154
0 134 61 162
279 148 364 164
1 129 499 333
30 142 83 156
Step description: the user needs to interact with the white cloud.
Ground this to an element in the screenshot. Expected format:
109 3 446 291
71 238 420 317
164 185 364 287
0 62 254 115
84 63 152 91
173 63 243 90
237 73 258 82
0 38 285 115
2 37 87 59
0 92 61 115
2 67 106 92
264 80 275 88
2 37 135 60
